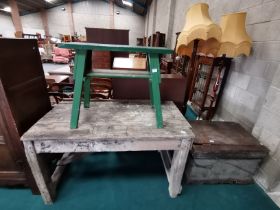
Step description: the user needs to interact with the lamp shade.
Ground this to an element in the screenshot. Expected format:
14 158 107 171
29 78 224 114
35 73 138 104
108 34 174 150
217 12 252 57
176 3 222 57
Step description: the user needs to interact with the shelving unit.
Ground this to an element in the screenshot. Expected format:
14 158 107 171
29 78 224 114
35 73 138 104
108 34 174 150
188 56 232 120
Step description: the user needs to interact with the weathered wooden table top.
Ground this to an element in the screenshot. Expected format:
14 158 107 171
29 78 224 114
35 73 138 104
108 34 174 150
21 101 194 143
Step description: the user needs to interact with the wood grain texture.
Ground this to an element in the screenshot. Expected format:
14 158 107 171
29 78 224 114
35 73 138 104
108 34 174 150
0 38 52 193
186 120 268 184
168 139 191 197
22 101 194 144
86 28 129 61
23 141 53 204
112 74 188 112
22 101 194 203
189 121 268 158
190 121 261 145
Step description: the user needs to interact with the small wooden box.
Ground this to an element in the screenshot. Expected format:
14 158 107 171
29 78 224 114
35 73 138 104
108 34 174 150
186 121 268 184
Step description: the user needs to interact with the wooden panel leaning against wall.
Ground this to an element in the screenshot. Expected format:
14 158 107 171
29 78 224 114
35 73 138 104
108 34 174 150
0 120 26 185
0 38 53 193
0 79 39 193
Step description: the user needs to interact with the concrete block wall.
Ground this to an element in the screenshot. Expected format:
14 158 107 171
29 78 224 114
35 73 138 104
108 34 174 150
146 0 280 130
253 65 280 204
146 0 280 206
0 0 145 45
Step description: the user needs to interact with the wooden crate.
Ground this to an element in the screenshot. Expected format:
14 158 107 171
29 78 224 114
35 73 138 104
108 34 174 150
186 121 269 184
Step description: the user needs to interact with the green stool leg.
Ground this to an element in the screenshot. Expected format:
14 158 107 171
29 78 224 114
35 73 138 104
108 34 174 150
70 50 87 129
148 53 163 128
149 79 154 108
73 52 78 80
147 54 154 108
84 77 91 108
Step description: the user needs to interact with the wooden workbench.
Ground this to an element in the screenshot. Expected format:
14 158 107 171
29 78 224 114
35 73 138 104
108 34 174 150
21 100 194 204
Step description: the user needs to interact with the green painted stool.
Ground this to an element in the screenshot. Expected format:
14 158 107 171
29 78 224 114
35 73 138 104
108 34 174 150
59 42 173 129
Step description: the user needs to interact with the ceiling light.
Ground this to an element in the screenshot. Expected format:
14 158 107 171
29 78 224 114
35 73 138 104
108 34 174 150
122 0 133 7
2 6 11 12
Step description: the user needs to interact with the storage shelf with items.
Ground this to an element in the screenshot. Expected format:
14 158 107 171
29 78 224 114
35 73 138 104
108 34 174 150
188 55 231 120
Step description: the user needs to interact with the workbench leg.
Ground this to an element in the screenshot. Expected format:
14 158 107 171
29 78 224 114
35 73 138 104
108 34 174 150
23 141 54 204
168 140 191 198
71 50 87 129
83 77 91 108
149 53 163 128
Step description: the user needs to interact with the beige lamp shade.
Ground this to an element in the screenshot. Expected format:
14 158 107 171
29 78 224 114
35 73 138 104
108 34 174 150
217 12 252 57
176 3 222 57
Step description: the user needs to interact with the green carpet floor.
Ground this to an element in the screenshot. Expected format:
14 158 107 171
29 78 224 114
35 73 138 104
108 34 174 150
0 152 278 210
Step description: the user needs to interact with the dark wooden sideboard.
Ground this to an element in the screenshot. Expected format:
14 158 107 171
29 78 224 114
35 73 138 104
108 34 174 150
0 38 52 193
112 74 187 113
86 27 129 62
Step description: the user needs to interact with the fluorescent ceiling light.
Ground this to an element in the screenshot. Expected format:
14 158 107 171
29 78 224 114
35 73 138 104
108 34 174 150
122 0 133 7
2 6 11 12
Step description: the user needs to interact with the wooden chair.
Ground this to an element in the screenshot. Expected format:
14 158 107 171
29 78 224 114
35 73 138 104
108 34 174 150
45 74 74 104
89 78 113 99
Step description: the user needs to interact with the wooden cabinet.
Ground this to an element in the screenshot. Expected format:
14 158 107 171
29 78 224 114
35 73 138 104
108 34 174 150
188 56 232 119
0 79 39 193
152 32 165 47
0 129 26 185
0 38 52 193
112 74 187 112
85 28 130 99
86 28 129 61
